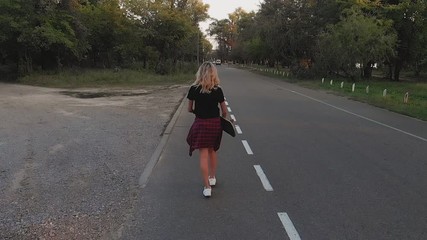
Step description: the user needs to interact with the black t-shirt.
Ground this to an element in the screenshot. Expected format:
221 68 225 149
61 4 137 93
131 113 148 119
187 85 225 119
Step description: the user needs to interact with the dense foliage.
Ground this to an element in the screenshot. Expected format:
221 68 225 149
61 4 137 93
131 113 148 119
209 0 427 81
1 0 426 81
0 0 211 77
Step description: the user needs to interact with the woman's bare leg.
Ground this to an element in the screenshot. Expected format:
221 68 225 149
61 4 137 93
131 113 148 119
208 148 217 178
199 148 210 188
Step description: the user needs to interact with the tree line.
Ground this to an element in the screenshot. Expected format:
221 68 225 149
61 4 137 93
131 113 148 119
0 0 212 78
209 0 427 81
1 0 426 82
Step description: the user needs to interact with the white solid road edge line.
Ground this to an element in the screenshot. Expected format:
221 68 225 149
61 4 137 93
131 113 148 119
253 165 273 191
286 88 427 143
235 125 242 134
277 212 301 240
242 140 253 155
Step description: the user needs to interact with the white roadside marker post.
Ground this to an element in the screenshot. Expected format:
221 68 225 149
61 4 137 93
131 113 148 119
330 79 333 85
383 89 387 97
352 83 355 92
366 85 369 94
404 92 409 103
341 82 344 88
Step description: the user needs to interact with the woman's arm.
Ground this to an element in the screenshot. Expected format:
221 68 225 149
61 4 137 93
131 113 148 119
220 101 227 118
188 100 194 113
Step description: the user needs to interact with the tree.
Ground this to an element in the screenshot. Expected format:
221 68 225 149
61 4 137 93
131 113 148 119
122 0 209 72
209 19 233 61
382 0 427 81
0 0 84 73
0 0 34 73
256 0 291 67
227 8 257 63
316 7 397 80
0 0 211 77
80 0 132 68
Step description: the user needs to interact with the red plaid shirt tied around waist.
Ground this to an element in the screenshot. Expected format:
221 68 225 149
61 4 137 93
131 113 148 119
186 117 222 156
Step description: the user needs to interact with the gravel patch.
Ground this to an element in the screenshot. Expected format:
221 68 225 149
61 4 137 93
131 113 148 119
0 83 188 239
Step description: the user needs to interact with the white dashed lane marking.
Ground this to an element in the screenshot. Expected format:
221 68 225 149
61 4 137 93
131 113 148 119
241 140 253 155
278 212 301 240
227 100 301 238
253 165 273 191
235 125 242 134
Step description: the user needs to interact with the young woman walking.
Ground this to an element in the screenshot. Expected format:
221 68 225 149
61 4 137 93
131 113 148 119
186 62 227 197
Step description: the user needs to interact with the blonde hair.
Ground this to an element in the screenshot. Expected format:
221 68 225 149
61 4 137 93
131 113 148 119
193 62 220 93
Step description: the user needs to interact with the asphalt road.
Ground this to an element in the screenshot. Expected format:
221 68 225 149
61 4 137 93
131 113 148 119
124 66 427 239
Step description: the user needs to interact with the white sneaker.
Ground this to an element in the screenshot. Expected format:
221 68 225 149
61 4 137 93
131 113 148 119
208 177 216 186
203 187 212 197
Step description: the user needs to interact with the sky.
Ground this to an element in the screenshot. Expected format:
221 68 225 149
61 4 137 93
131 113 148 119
203 0 260 21
200 0 261 40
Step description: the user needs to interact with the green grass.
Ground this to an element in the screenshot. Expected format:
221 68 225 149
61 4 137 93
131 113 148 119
300 79 427 121
239 64 427 121
18 68 195 88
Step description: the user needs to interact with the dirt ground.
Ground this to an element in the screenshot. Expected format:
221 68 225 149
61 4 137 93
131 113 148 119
0 83 188 239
